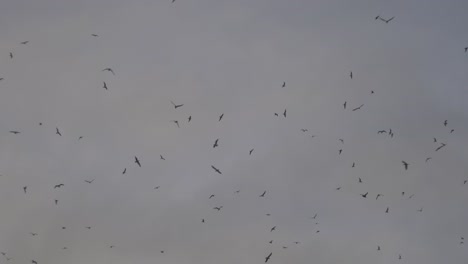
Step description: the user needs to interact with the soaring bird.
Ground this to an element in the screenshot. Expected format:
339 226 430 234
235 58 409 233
211 165 222 174
378 130 387 134
202 219 205 223
259 191 266 197
376 194 383 200
408 194 415 199
154 186 160 189
274 113 278 116
375 15 380 20
359 178 362 183
444 120 448 126
135 156 141 167
336 187 342 190
122 168 126 174
434 138 437 143
213 206 223 211
417 207 423 212
385 207 389 213
213 139 219 148
172 120 180 128
31 260 38 264
384 16 395 23
265 252 272 263
463 180 467 185
450 129 454 133
435 143 446 151
91 34 99 37
54 184 64 189
219 113 224 121
352 104 364 111
9 131 20 134
301 129 308 132
282 82 286 88
312 213 318 219
350 71 353 79
399 254 402 260
188 116 192 122
249 149 254 155
402 161 409 170
160 155 165 160
30 232 37 236
170 101 184 109
343 101 347 109
465 47 468 52
269 240 273 244
21 41 29 45
56 127 62 136
55 200 58 205
103 82 108 90
294 241 300 244
425 157 432 163
339 149 342 155
377 246 381 251
23 186 27 193
102 68 115 75
9 52 13 59
270 226 276 232
78 136 83 140
85 179 95 184
209 194 215 199
283 109 287 117
339 139 344 144
361 192 368 198
352 162 355 167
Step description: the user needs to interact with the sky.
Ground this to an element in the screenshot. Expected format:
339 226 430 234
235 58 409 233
1 0 468 264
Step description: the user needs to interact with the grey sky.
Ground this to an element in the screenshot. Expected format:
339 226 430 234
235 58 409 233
1 0 468 264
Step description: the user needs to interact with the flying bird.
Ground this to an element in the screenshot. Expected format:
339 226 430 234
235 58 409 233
444 120 448 126
378 130 387 134
102 68 115 75
85 179 94 184
361 192 368 198
402 161 409 170
209 195 215 199
31 260 37 264
274 113 278 116
219 113 224 121
270 226 276 232
425 157 432 162
188 116 192 122
170 101 184 109
301 129 308 132
343 101 347 109
269 240 273 244
385 207 389 213
213 206 223 211
21 41 29 45
211 165 222 174
434 138 437 143
103 82 108 90
465 47 468 52
352 104 364 111
54 199 58 205
435 143 446 151
91 34 99 37
213 139 219 148
78 136 83 140
350 71 353 79
0 78 3 81
122 168 126 174
450 129 454 133
265 252 272 263
417 207 423 212
30 232 37 236
312 213 318 219
408 194 415 199
376 194 383 200
172 120 180 128
160 155 165 160
54 184 64 189
56 127 62 136
259 191 266 197
339 149 342 155
135 156 141 167
9 131 20 134
352 162 355 167
339 139 344 144
9 52 13 59
380 16 395 23
377 246 381 251
283 109 287 117
359 178 362 183
249 149 254 155
282 82 286 88
23 186 27 193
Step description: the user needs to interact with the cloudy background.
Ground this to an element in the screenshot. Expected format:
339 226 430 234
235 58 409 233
1 0 468 264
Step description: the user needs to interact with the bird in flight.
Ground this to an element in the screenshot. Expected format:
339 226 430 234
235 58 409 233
209 194 215 199
450 129 454 133
55 200 58 205
188 116 192 122
352 162 355 168
103 82 108 90
465 47 468 52
102 68 115 75
408 194 415 199
170 101 184 109
377 246 381 251
444 120 448 127
379 16 395 23
56 128 62 136
402 161 409 170
160 155 165 160
9 52 13 59
385 207 389 213
78 136 83 140
417 207 423 212
265 252 272 263
283 109 287 117
135 156 141 167
249 149 254 155
361 192 368 198
31 260 38 264
213 139 219 148
378 130 387 134
359 178 362 183
9 131 20 134
211 165 222 174
343 101 347 109
259 191 266 197
350 71 353 79
274 113 278 116
352 104 364 111
85 179 95 184
425 157 432 162
282 81 286 88
376 194 383 200
433 138 437 143
336 187 342 190
339 139 344 144
23 186 27 193
269 240 273 244
312 213 318 219
435 143 446 151
339 149 342 155
219 113 224 122
301 129 308 132
270 226 276 232
172 120 180 128
213 206 223 211
30 232 37 236
54 184 64 189
154 186 160 189
21 41 29 45
91 34 99 37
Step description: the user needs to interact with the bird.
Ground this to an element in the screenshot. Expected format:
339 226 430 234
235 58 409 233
86 226 91 229
350 71 353 79
450 129 454 133
249 149 254 155
361 192 368 198
434 138 437 143
31 260 38 264
294 241 300 244
259 191 267 197
122 168 126 174
172 120 180 128
91 34 99 37
209 194 215 199
336 187 341 190
376 194 383 200
219 113 224 121
78 136 83 140
154 186 160 189
352 104 364 111
399 254 402 260
62 227 66 230
282 246 288 249
213 206 223 211
352 162 355 168
202 219 205 223
339 149 342 155
375 15 380 20
270 226 276 232
301 129 308 132
444 120 448 126
283 109 287 117
402 161 409 170
30 232 37 236
23 186 27 193
170 101 184 109
274 113 278 116
378 130 387 134
54 184 64 189
343 101 347 109
417 207 423 212
134 156 141 167
425 157 432 162
385 207 389 213
56 127 62 136
211 165 222 174
102 68 115 75
265 252 272 263
380 16 395 23
269 240 273 244
160 155 165 160
377 246 381 251
282 81 286 88
9 52 13 59
21 41 29 45
312 213 318 219
188 116 192 122
435 143 446 151
339 139 344 144
465 47 468 52
408 194 415 199
84 179 94 184
103 82 108 90
160 251 164 253
235 190 240 193
213 139 219 148
359 178 362 183
9 131 20 134
463 180 467 185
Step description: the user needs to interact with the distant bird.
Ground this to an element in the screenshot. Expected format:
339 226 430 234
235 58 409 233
85 179 94 184
339 139 344 144
62 227 66 230
350 71 353 79
269 240 273 244
202 219 205 223
9 52 13 59
86 227 91 229
352 104 364 111
463 180 466 185
188 116 192 122
265 252 272 263
55 199 58 205
294 241 300 244
102 68 115 75
312 213 318 219
377 246 381 251
122 168 126 174
435 143 446 151
339 149 342 155
399 254 402 260
352 162 355 168
39 123 42 126
270 226 276 232
283 109 287 117
235 190 240 193
336 187 342 190
172 120 180 128
361 192 368 198
371 90 374 94
219 113 224 121
170 101 184 109
385 207 389 213
375 15 380 20
31 260 37 264
425 157 432 162
23 186 27 193
408 194 415 199
259 191 267 197
282 82 286 88
465 47 468 52
417 207 423 212
402 161 409 170
135 156 141 167
343 101 347 109
63 247 67 250
434 138 437 143
103 82 108 90
154 186 160 189
160 155 165 160
160 251 164 253
359 178 362 183
282 246 288 249
301 129 308 132
21 41 29 45
444 120 448 127
78 136 83 140
209 194 215 199
378 130 387 134
213 139 219 148
91 34 99 37
56 127 62 136
30 232 37 236
211 165 222 174
54 184 64 189
9 131 20 134
213 206 223 211
450 129 454 133
376 194 383 200
381 16 395 23
274 113 278 116
249 149 254 155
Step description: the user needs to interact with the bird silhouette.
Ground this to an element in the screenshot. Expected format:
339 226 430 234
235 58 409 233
9 131 20 134
434 138 437 143
444 120 448 126
359 178 362 183
352 162 355 168
160 155 165 160
172 120 180 128
339 149 342 155
249 149 254 155
343 101 347 109
378 130 387 134
85 179 95 184
270 226 276 232
301 129 308 132
265 252 272 263
219 113 224 121
54 184 64 189
377 246 381 251
465 47 468 52
188 116 192 122
376 194 382 200
56 128 62 136
352 104 364 111
202 219 205 223
312 213 318 219
213 206 223 211
283 109 287 117
274 113 278 116
9 52 13 59
78 136 83 140
385 207 389 213
417 207 423 212
450 129 454 133
336 187 341 190
361 192 368 198
399 254 402 260
402 161 409 170
269 240 273 244
135 156 141 167
211 165 222 174
350 71 353 79
102 68 115 75
282 82 286 88
103 82 108 90
260 191 267 197
86 226 92 229
54 199 58 205
154 186 160 189
21 41 29 45
339 139 344 144
30 232 37 236
213 139 219 148
91 34 99 37
209 194 215 199
435 143 446 151
31 260 37 264
122 168 126 174
23 186 27 193
170 101 184 109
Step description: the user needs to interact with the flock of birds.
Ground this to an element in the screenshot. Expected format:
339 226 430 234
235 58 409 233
1 5 467 264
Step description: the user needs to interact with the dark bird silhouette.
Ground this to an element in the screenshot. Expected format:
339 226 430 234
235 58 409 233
154 186 160 189
294 241 300 244
376 194 382 200
23 186 27 193
450 129 454 133
283 109 287 117
465 47 468 53
102 68 115 75
160 155 165 160
434 138 437 143
352 162 355 168
444 120 448 127
435 143 446 151
312 213 318 219
282 82 286 88
249 149 254 155
219 113 224 121
408 194 415 199
282 246 288 249
425 157 432 162
274 113 278 116
122 168 126 174
385 207 389 213
235 190 240 193
209 194 215 199
9 52 13 59
85 179 94 184
377 246 381 251
269 240 273 244
30 232 37 236
188 116 192 122
399 254 402 260
378 130 387 134
172 120 180 128
417 207 423 212
21 41 29 45
213 139 219 148
78 136 83 140
202 219 205 223
211 165 222 174
361 192 368 198
270 226 276 232
336 187 341 190
55 199 58 205
359 178 362 183
135 156 141 167
339 139 344 144
339 149 342 155
260 191 266 197
402 161 409 170
91 34 99 37
86 226 92 229
9 131 20 134
352 104 364 111
54 184 64 189
375 15 380 20
103 82 108 90
343 101 347 109
350 71 353 79
381 16 395 23
301 129 308 132
31 260 37 264
56 127 62 136
463 180 467 185
213 206 223 211
170 101 184 109
265 252 272 263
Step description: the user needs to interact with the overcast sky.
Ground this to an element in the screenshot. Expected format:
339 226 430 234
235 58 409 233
1 0 468 264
